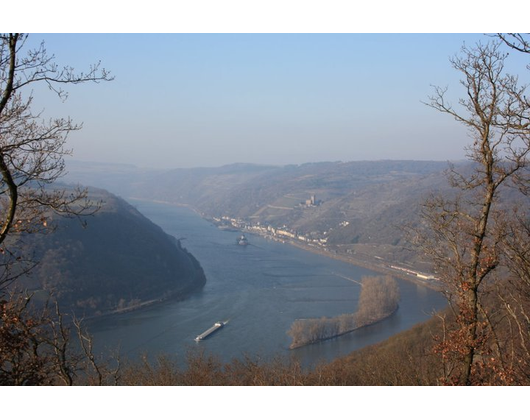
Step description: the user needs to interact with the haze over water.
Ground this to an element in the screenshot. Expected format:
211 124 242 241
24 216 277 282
87 200 447 367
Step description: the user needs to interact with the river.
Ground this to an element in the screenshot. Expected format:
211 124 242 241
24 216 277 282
86 200 447 368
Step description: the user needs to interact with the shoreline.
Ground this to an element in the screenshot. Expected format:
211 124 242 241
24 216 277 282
82 239 207 321
128 197 441 291
285 240 440 291
82 198 210 319
83 277 206 322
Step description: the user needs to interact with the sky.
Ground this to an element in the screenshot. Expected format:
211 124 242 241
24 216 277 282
20 31 530 169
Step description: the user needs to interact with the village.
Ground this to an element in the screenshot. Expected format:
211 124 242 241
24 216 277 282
212 214 330 247
209 212 440 288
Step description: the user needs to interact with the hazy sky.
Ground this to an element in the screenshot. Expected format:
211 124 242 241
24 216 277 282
24 33 530 169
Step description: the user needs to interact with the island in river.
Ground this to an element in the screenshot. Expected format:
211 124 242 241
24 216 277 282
85 201 447 367
288 275 400 349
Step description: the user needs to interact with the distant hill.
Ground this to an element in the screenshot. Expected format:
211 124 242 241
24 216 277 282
65 160 458 269
55 158 530 306
15 187 206 317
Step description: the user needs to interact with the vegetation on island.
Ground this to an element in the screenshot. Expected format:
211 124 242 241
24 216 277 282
287 275 399 349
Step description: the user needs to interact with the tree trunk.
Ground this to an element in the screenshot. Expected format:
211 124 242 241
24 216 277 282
461 286 479 385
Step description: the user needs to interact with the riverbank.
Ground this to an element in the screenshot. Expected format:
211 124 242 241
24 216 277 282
92 278 205 320
82 276 206 321
82 243 207 321
234 223 441 291
86 200 448 367
129 197 441 291
286 240 440 290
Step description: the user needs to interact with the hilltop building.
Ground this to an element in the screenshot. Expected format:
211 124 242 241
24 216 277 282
305 194 321 207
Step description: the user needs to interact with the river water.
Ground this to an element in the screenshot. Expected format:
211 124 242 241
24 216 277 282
87 200 447 367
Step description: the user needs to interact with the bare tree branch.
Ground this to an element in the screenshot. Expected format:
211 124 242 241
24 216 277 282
0 33 110 295
418 38 530 384
0 33 112 254
497 33 530 55
0 33 113 384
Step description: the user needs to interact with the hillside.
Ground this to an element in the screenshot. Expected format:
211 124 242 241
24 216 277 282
65 160 458 270
66 159 530 274
14 188 206 317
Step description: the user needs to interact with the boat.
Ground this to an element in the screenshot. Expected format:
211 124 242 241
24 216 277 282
195 321 225 341
237 235 249 246
218 225 239 232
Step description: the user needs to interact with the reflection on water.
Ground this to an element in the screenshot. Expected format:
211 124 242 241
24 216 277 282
87 201 447 367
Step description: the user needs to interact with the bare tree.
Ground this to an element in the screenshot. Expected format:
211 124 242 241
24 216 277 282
497 33 530 57
354 275 399 328
418 39 530 385
0 291 84 385
490 33 530 384
0 290 122 385
0 292 56 385
0 33 112 289
0 33 113 384
287 275 399 349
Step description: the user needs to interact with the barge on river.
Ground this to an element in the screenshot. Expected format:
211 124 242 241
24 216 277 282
195 321 225 341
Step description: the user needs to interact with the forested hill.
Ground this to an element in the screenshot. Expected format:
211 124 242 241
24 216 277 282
15 188 206 317
66 160 529 271
64 160 456 268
